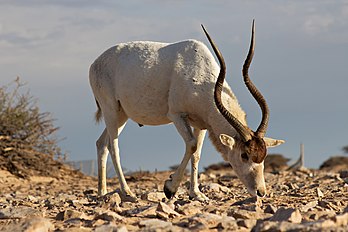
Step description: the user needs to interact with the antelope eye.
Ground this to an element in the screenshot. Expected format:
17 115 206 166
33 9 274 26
241 153 249 162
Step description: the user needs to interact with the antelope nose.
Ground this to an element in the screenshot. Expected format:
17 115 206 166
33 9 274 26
256 189 266 197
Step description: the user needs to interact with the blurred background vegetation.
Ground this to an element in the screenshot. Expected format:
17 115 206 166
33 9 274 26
0 78 66 178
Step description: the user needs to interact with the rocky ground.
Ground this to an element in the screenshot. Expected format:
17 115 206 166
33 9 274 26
0 156 348 232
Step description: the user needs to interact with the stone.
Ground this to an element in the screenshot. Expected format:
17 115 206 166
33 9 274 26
309 210 336 221
43 199 55 210
95 210 123 222
300 200 318 212
333 212 348 227
217 216 238 230
56 209 87 221
156 202 180 218
286 183 298 190
176 201 202 215
101 192 122 207
135 205 157 217
316 187 324 198
255 221 304 231
264 204 277 214
0 217 54 232
0 206 43 219
64 218 83 227
201 182 230 193
189 213 223 229
231 196 258 206
64 227 92 232
139 219 173 230
92 219 106 227
95 222 128 232
27 195 38 203
56 193 78 202
309 219 336 229
124 205 154 216
141 191 165 202
229 209 258 220
237 218 257 229
318 200 336 210
270 207 302 223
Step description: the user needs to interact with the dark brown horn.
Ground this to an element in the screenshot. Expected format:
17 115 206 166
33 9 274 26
201 24 252 142
242 20 269 137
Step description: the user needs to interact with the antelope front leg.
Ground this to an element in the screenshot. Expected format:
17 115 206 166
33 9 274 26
189 129 209 202
164 113 197 199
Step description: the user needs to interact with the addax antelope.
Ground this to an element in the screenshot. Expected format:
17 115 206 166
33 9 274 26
89 20 284 202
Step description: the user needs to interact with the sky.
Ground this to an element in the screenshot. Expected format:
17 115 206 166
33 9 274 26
1 0 347 172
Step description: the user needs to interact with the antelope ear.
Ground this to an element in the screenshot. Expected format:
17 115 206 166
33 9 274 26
219 134 236 149
264 137 285 148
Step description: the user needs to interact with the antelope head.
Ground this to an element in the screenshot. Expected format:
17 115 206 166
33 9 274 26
202 20 284 197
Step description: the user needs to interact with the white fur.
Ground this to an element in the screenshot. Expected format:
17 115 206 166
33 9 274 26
89 38 283 201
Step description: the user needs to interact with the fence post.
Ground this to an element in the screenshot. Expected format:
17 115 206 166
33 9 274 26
91 160 95 176
79 161 83 172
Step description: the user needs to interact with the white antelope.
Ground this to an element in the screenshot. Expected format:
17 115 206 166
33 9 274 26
89 21 284 202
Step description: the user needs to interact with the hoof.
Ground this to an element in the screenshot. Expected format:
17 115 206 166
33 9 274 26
117 189 138 203
120 192 138 203
163 184 176 199
122 194 138 203
98 188 108 196
189 191 209 202
98 191 107 196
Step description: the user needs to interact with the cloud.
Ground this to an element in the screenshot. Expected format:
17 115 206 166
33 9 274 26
303 14 335 35
342 4 348 18
0 28 63 49
0 0 111 8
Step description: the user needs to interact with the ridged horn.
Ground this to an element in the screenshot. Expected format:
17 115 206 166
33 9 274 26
242 20 269 138
201 24 253 142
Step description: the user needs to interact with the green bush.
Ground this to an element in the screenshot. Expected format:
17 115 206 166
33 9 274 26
0 78 65 177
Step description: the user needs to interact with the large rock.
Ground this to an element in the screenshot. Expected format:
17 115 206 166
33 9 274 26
189 213 223 228
229 209 257 220
255 221 304 231
264 204 277 214
139 219 179 231
0 206 43 219
94 210 124 222
95 222 128 232
333 212 348 227
0 217 54 232
175 201 202 216
217 216 238 230
201 182 230 193
270 207 302 223
300 200 317 212
237 218 257 229
156 202 180 219
55 209 89 221
141 191 165 202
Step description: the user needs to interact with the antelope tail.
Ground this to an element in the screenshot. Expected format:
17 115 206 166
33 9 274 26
95 98 103 123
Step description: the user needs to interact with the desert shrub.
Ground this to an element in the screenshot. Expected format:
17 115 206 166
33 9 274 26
0 78 66 177
343 146 348 154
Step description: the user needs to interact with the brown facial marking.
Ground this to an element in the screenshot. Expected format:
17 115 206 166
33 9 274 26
245 137 267 163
